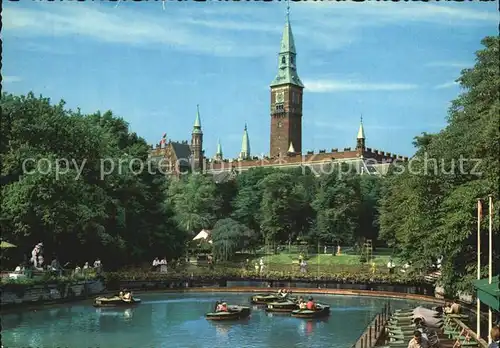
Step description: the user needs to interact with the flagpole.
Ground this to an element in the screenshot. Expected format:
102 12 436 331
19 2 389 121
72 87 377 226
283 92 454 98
476 198 481 339
488 195 493 344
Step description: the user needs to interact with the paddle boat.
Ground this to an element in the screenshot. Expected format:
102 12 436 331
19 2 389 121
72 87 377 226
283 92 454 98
93 296 141 308
250 293 281 305
250 290 296 305
265 300 299 313
291 304 330 319
205 305 251 321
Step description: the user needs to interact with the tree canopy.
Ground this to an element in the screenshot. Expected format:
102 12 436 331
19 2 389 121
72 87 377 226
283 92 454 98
378 36 499 295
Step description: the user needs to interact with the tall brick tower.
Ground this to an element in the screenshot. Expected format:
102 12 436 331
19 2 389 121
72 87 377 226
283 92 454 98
269 6 304 158
191 105 203 172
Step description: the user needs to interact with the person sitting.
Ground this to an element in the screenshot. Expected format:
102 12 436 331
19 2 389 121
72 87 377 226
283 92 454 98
122 290 132 301
489 325 499 348
217 302 228 312
214 301 222 312
299 299 307 310
281 289 289 299
306 297 316 310
407 330 429 348
277 289 282 296
444 299 461 314
118 291 124 299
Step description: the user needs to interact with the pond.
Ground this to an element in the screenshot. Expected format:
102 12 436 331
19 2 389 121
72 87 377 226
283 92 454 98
1 292 425 348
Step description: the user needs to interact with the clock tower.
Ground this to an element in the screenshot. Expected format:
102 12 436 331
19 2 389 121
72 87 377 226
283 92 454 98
269 8 304 158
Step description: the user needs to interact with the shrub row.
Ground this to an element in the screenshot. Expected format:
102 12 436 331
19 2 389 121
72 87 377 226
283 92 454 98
0 274 99 291
104 268 428 285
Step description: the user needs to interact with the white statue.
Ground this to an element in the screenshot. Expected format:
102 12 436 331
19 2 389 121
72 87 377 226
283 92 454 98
30 242 43 268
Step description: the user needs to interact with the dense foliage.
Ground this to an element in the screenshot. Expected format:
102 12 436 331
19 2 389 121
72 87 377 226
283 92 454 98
1 37 497 296
378 36 499 295
102 269 423 285
0 94 183 269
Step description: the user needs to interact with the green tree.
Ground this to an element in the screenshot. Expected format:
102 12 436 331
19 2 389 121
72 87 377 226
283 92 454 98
0 93 185 268
211 218 256 261
311 164 360 245
232 167 275 235
378 36 500 294
258 171 309 250
167 174 220 237
356 175 382 244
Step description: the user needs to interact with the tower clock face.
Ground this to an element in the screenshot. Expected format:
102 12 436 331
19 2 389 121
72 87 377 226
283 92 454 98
275 91 285 103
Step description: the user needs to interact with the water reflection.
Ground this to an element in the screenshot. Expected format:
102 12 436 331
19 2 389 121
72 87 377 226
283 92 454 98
95 308 133 320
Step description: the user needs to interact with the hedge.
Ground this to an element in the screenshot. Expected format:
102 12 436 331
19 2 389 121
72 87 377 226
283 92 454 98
104 268 429 286
0 273 99 292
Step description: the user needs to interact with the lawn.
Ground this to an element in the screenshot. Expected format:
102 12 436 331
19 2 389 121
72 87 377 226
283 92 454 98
219 248 400 274
247 253 398 266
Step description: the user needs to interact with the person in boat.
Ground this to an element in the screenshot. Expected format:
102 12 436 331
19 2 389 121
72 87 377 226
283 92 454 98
299 298 307 310
122 289 133 302
214 300 221 312
306 297 316 310
216 302 228 312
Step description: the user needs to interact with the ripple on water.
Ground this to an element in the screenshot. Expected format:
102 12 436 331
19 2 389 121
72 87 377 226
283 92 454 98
1 292 424 348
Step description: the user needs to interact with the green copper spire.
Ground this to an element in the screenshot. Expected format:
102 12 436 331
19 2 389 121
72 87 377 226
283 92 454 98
270 4 303 88
239 123 250 160
193 104 202 134
357 115 365 139
216 139 223 157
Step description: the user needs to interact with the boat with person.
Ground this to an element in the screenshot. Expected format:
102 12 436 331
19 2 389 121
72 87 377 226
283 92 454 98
265 300 299 313
291 304 330 319
250 293 280 305
250 289 296 305
93 296 141 307
205 305 251 321
93 289 140 307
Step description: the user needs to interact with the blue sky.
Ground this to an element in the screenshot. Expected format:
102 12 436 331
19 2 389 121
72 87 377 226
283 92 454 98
3 2 498 158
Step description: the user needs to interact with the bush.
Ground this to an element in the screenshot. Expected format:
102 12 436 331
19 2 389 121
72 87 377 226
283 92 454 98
104 267 426 285
0 273 98 292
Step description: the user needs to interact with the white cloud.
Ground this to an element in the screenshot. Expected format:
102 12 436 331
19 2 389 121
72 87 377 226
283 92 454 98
434 81 459 89
3 1 496 59
304 2 498 25
303 79 418 93
425 62 471 68
3 76 22 83
2 4 275 58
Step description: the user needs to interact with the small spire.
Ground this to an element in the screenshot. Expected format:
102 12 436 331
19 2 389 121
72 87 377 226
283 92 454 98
286 0 290 20
193 104 202 134
239 123 250 160
216 139 222 156
288 142 295 153
357 114 365 139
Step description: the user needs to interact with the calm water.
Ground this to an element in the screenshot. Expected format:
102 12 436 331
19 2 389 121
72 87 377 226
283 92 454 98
1 292 423 348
